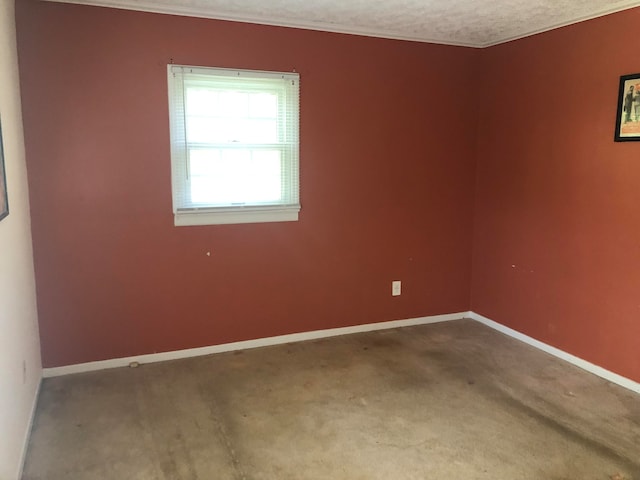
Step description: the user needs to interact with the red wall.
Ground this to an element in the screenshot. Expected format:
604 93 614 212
16 1 479 367
472 9 640 382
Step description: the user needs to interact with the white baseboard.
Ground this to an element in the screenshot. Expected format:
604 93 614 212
41 310 640 396
17 377 41 480
42 312 466 378
468 311 640 395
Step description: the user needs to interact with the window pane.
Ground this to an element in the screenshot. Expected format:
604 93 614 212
249 150 281 201
186 90 278 144
219 91 248 118
249 93 277 118
242 119 277 143
186 117 228 144
186 88 219 117
187 117 278 144
189 149 221 176
189 149 282 205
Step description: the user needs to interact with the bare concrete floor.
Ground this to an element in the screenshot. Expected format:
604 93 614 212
22 319 640 480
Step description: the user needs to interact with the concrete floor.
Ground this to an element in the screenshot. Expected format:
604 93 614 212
22 319 640 480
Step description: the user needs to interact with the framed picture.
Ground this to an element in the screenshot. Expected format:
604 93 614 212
614 73 640 142
0 117 7 221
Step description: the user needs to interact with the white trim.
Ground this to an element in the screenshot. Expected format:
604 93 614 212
482 3 640 47
17 377 42 480
40 0 479 48
468 311 640 395
175 206 299 226
42 312 466 377
39 0 640 48
41 310 640 396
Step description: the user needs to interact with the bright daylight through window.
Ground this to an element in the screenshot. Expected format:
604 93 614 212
168 65 300 226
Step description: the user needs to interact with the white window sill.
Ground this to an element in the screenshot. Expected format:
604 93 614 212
174 205 300 226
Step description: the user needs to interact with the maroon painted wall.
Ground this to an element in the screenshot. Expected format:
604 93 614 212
16 1 479 367
472 9 640 382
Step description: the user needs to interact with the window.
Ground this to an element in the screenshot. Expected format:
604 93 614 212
167 65 300 226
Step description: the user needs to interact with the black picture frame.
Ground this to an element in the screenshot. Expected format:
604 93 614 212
0 117 8 221
614 73 640 142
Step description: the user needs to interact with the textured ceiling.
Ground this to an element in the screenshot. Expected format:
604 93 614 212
43 0 640 47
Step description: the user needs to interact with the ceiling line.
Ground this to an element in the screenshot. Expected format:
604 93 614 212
40 0 640 48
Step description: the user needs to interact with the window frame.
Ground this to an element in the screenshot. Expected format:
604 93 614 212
167 65 300 226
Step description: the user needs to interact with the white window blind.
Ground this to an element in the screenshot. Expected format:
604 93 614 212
167 65 300 226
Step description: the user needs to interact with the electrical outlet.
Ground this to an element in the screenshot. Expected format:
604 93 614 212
392 280 401 296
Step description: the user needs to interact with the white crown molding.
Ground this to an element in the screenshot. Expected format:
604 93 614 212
482 2 640 47
40 0 479 48
39 0 640 48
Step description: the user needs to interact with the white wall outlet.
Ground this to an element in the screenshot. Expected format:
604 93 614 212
392 280 401 296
